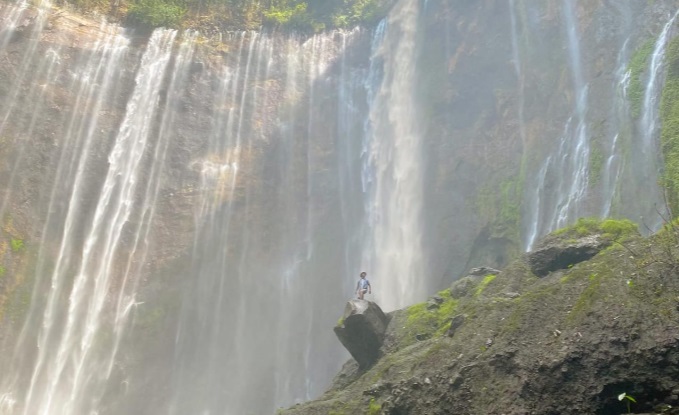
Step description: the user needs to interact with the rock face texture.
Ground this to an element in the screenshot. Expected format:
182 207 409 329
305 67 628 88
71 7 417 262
527 234 610 277
282 224 679 415
334 300 389 369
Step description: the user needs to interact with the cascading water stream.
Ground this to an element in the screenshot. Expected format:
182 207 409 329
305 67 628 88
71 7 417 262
167 28 367 414
636 10 679 228
524 0 590 250
641 11 679 150
553 0 590 228
0 20 131 414
362 0 426 311
0 0 55 224
107 30 197 378
10 29 177 415
600 39 630 218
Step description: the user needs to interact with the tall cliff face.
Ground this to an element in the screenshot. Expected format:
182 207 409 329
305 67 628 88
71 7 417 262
0 0 678 414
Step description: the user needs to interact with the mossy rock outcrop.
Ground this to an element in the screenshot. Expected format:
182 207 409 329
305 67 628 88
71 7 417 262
527 218 640 277
282 220 679 415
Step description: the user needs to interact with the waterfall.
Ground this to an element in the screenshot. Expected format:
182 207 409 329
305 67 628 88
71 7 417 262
509 0 526 153
635 10 679 228
523 0 590 250
553 0 590 229
24 28 175 415
164 28 370 414
600 38 630 218
3 1 679 414
641 11 679 150
362 0 426 311
0 0 55 224
0 18 132 413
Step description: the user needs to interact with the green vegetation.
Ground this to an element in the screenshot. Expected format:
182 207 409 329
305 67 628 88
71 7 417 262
589 142 604 187
628 39 655 118
501 283 560 334
660 37 679 214
262 0 385 31
127 0 186 28
599 218 638 239
474 274 496 297
0 266 5 278
367 398 381 415
402 289 458 345
68 0 389 31
568 273 604 322
476 177 523 241
618 392 637 414
10 238 24 252
552 217 638 241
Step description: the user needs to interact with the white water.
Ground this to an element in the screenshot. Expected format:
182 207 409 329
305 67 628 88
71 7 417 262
24 29 175 415
554 0 590 229
0 16 132 414
166 29 369 414
524 0 591 250
600 38 630 218
362 0 426 311
641 11 679 151
636 11 679 228
0 0 55 224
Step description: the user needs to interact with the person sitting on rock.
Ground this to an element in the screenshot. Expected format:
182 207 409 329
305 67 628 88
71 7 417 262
356 271 371 300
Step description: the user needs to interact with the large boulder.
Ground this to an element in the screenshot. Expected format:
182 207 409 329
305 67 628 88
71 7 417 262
334 300 389 369
528 234 609 277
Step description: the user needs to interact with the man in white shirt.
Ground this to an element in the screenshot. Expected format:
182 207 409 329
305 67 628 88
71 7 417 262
355 271 371 300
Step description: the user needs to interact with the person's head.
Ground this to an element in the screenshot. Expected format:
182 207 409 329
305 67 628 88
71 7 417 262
360 271 367 279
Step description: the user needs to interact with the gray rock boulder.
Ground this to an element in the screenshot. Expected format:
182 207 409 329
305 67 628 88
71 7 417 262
446 314 466 337
334 300 389 369
527 235 609 277
468 266 501 276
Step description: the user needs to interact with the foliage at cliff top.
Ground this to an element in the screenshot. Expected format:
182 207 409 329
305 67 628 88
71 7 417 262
69 0 391 31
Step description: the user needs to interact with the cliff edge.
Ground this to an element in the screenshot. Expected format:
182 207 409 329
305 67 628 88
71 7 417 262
282 219 679 415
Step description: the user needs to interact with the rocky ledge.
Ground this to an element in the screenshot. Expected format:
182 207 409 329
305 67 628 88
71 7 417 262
281 219 679 415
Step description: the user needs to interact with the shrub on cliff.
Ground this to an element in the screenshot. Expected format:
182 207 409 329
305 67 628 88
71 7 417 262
127 0 186 28
262 0 387 32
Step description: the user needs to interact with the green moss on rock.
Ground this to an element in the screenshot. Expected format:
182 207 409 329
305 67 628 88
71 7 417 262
551 217 638 241
367 398 381 415
628 39 655 118
474 274 497 297
401 291 458 346
660 37 679 214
